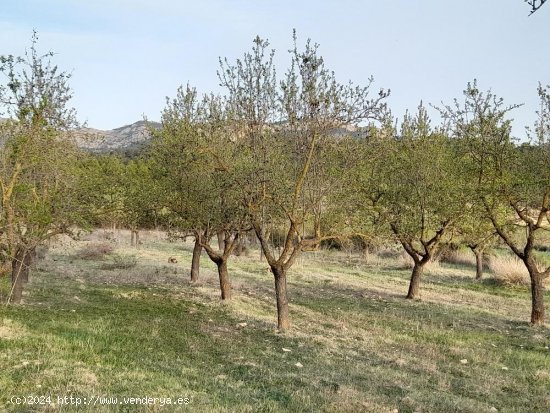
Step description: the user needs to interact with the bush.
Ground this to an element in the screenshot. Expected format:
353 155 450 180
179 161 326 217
77 242 114 260
320 238 346 251
320 235 371 253
101 254 137 270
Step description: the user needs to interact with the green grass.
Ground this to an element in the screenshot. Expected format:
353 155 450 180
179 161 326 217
1 230 549 412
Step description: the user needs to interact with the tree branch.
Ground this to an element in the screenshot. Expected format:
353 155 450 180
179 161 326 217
251 218 276 266
484 201 524 258
510 200 536 226
526 0 547 15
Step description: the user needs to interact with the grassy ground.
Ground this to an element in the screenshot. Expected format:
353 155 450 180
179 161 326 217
0 230 549 412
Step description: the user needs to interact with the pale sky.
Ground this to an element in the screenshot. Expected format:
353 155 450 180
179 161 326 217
1 0 548 138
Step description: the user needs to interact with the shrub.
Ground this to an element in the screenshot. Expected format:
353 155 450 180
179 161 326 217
320 235 371 253
77 242 114 260
534 244 550 252
320 238 345 251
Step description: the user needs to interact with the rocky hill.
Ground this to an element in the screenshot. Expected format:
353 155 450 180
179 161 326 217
75 120 161 154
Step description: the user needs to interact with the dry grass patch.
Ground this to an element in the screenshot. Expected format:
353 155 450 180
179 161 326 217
0 318 27 339
489 255 530 286
488 253 550 287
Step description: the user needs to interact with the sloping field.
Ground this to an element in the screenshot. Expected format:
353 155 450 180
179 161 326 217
1 230 549 412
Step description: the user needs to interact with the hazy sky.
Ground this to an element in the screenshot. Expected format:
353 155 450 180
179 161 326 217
1 0 548 136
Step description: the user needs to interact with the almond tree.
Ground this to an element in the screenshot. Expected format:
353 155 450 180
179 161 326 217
0 34 86 303
373 105 465 299
440 81 550 325
455 204 497 280
194 94 251 300
150 85 209 282
220 33 388 330
151 87 249 299
342 118 397 251
123 159 158 246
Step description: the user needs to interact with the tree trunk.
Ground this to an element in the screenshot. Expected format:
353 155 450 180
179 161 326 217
190 237 201 282
474 249 484 280
406 260 427 299
217 259 231 300
272 266 290 331
217 231 224 251
528 268 545 326
468 245 484 281
10 249 28 304
130 230 140 247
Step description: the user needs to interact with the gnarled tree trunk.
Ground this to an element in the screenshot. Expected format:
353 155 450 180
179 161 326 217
202 231 239 300
406 259 428 299
216 258 231 300
526 260 545 325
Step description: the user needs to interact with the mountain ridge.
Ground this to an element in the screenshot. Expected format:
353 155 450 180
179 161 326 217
75 120 161 153
2 119 367 155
